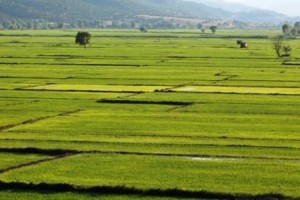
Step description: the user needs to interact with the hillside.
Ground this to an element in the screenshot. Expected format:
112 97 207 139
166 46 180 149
0 0 297 28
0 0 101 22
185 0 256 13
0 0 230 22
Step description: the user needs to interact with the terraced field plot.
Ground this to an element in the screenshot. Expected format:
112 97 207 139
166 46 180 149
172 85 300 95
25 84 170 93
0 29 300 199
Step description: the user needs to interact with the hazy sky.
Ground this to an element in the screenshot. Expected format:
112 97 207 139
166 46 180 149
225 0 299 16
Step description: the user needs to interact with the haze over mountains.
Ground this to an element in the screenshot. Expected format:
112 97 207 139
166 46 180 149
0 0 298 26
184 0 256 13
208 0 300 17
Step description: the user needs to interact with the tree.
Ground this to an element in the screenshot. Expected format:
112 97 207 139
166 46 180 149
292 22 300 37
294 21 300 29
272 36 291 57
75 31 91 48
282 23 291 35
273 36 283 57
139 27 147 33
210 26 217 34
291 28 298 37
197 23 203 29
283 45 291 56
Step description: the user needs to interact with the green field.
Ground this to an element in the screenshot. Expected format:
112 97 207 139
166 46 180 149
0 29 300 199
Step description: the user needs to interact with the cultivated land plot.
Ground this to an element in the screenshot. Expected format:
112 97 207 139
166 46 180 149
0 29 300 199
173 85 300 95
25 84 170 93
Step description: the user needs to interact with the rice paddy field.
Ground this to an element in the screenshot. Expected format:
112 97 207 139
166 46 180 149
0 29 300 199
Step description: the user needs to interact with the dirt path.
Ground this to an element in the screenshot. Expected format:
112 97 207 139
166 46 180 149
0 153 78 175
0 109 82 132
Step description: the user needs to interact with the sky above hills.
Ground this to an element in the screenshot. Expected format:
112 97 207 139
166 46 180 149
225 0 299 16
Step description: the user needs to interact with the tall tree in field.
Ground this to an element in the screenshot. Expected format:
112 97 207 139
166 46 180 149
293 22 300 36
75 31 91 48
272 36 291 57
210 26 217 34
294 21 300 29
273 36 283 57
139 27 147 33
282 23 291 35
291 28 298 37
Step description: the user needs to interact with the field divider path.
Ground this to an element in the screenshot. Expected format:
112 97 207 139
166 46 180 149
97 99 194 106
2 138 299 151
0 109 83 132
14 83 55 90
0 152 78 175
117 92 145 99
0 147 300 163
0 100 39 108
0 180 297 200
0 88 11 91
165 104 193 112
17 88 144 94
0 62 147 67
161 82 194 92
212 71 238 84
102 133 300 142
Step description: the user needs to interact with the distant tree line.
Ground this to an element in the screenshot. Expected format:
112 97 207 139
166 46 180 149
0 19 190 30
0 19 217 30
282 22 300 37
0 18 292 30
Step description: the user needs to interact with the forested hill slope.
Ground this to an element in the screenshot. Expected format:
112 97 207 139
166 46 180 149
0 0 296 25
0 0 230 22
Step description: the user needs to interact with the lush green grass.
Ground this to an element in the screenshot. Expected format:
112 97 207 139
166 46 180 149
0 29 300 199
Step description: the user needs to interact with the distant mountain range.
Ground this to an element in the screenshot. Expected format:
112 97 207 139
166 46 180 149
0 0 230 22
0 0 298 24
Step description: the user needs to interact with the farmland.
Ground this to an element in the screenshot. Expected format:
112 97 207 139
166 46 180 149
0 29 300 199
